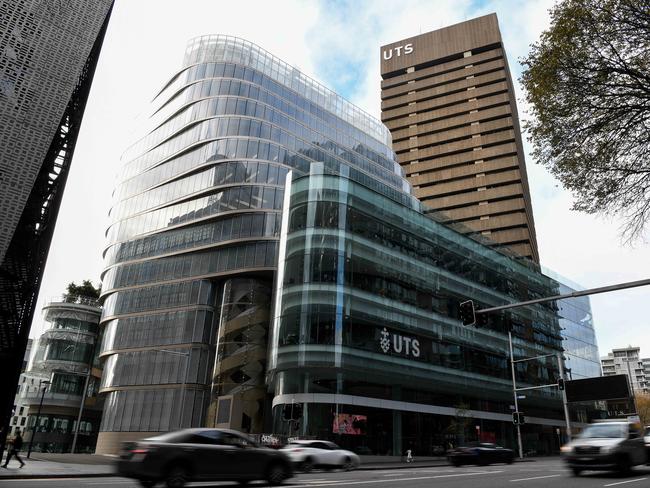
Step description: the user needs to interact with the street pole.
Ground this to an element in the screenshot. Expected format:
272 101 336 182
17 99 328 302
27 380 50 458
557 354 572 441
71 339 97 453
508 331 523 459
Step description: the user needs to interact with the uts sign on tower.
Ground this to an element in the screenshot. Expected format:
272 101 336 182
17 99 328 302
382 43 413 60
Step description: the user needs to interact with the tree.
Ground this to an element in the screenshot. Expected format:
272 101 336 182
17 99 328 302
63 280 101 302
521 0 650 242
637 393 650 427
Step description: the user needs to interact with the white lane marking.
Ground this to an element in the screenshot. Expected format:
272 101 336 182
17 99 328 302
0 479 101 483
288 470 504 487
510 474 562 482
603 479 648 487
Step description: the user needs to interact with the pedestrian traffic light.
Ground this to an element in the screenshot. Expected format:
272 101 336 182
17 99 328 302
512 412 525 425
459 300 476 326
557 378 565 390
292 404 303 420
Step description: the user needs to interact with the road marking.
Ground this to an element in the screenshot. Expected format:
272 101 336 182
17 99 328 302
288 470 504 487
603 479 648 487
509 474 562 482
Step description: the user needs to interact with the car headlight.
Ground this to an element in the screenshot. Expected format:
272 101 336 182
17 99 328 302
600 444 618 454
560 445 572 453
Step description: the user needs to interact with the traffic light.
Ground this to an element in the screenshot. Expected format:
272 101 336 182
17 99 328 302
476 312 488 328
512 412 525 425
557 378 565 390
459 300 476 326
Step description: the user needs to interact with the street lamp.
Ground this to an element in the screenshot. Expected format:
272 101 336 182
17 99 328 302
27 380 51 458
157 349 190 429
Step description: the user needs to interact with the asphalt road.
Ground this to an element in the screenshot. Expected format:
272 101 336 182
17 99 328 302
2 460 650 488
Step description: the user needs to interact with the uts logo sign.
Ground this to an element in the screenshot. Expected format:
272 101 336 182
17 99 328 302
382 43 414 60
379 327 420 358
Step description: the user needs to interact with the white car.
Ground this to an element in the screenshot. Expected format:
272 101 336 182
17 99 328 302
280 440 360 472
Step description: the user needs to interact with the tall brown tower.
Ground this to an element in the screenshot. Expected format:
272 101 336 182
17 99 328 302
380 14 539 263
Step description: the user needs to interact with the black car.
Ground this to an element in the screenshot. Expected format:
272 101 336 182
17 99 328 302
116 428 293 487
448 442 515 466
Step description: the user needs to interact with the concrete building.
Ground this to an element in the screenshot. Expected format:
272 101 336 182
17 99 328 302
643 357 650 378
601 347 648 394
98 36 598 455
0 0 114 452
380 14 539 263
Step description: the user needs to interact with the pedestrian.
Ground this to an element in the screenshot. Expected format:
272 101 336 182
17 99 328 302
2 429 25 468
406 448 413 463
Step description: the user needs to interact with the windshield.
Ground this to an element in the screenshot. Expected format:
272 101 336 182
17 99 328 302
579 424 626 439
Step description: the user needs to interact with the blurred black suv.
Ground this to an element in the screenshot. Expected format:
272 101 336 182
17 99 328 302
116 428 293 487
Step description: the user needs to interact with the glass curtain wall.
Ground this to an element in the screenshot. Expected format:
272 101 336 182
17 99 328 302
269 168 569 455
97 35 404 452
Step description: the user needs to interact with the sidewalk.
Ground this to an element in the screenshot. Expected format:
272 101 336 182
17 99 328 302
0 453 115 480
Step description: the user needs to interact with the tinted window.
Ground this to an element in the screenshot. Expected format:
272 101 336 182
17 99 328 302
145 431 194 443
192 430 223 445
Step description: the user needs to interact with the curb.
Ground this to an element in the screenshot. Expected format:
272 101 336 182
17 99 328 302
0 471 116 480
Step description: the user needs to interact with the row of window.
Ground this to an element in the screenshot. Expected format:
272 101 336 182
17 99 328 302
107 184 284 245
121 103 403 194
102 279 214 320
155 55 389 154
104 212 281 268
117 141 299 203
128 72 394 171
101 309 214 353
287 197 559 312
102 240 277 294
112 160 288 221
100 388 207 432
101 346 210 389
48 317 97 333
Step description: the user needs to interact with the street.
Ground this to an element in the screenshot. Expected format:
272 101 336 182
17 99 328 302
2 460 650 488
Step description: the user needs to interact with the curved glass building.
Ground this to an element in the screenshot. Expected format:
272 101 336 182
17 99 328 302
98 35 598 455
21 295 102 453
97 35 408 453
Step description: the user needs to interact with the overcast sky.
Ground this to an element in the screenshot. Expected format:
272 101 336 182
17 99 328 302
32 0 650 360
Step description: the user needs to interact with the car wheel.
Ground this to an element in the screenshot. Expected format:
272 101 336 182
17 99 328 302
302 457 314 473
266 463 287 486
571 467 582 476
342 457 354 471
165 465 189 488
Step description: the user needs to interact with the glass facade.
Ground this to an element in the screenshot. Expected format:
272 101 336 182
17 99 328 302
268 167 594 456
98 35 406 452
99 35 600 456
